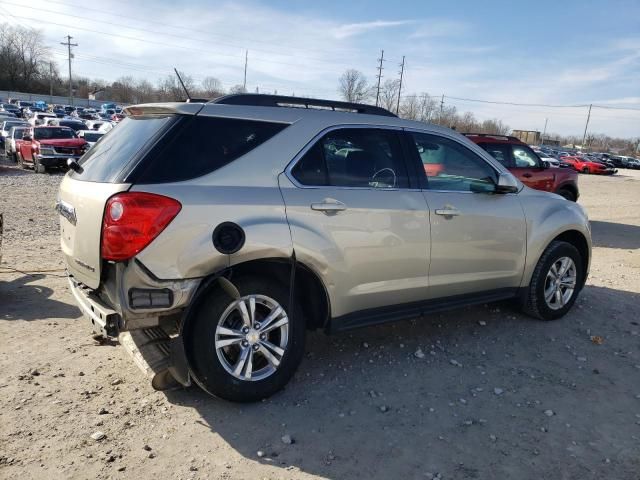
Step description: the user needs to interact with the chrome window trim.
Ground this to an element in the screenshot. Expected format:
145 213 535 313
284 124 418 191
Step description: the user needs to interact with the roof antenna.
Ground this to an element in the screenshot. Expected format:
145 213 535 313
174 68 191 101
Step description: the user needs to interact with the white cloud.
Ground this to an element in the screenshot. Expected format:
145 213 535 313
332 20 416 39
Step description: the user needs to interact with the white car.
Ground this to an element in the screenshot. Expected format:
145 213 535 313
77 130 105 147
535 151 560 167
84 120 106 131
29 112 57 126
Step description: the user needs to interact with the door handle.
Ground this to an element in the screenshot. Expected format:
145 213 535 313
522 173 532 178
311 200 347 213
434 208 461 217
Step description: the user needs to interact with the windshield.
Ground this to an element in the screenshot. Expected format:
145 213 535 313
82 132 103 142
34 127 77 140
3 121 27 131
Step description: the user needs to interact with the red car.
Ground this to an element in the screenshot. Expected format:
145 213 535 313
18 126 88 173
559 155 617 175
464 134 580 201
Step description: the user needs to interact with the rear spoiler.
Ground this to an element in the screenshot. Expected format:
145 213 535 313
123 103 204 117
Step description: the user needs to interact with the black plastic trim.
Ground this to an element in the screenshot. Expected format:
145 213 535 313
211 94 397 117
330 288 519 333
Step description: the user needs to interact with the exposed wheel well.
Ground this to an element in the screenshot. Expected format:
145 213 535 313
228 258 330 331
551 230 590 286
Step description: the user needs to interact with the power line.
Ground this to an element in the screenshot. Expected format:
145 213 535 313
0 2 357 70
36 0 358 61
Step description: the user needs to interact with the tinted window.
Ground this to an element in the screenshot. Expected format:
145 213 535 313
59 121 86 132
74 115 174 182
293 128 409 189
409 133 497 192
34 128 77 140
479 143 513 168
512 145 541 168
135 116 288 184
292 143 328 186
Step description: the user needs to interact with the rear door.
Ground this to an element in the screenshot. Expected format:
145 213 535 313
405 131 526 298
280 126 430 318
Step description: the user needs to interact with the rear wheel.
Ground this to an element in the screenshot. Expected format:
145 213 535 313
521 240 584 321
556 188 576 202
186 276 306 402
582 167 589 174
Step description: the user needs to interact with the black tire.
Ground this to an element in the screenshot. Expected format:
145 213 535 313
34 156 46 173
582 167 589 174
556 188 576 202
521 240 584 321
186 276 306 402
16 151 26 169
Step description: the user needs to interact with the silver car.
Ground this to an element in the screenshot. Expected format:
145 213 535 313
58 95 591 402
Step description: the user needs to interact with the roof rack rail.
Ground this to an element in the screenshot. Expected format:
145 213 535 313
209 94 397 117
462 132 521 141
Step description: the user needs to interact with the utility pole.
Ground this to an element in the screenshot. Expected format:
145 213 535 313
439 94 445 124
49 62 54 104
243 50 248 91
60 35 78 106
375 49 384 107
541 118 548 145
395 55 405 115
581 104 592 152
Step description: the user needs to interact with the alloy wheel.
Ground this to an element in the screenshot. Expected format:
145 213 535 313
544 256 577 310
215 294 289 381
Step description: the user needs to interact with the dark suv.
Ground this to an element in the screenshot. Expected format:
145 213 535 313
465 134 579 201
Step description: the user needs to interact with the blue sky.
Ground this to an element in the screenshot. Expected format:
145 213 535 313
4 0 639 137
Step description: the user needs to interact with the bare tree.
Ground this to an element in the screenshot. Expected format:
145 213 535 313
379 79 399 111
399 95 420 120
229 84 247 94
200 76 224 98
338 69 370 103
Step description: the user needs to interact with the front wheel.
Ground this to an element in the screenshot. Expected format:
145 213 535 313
186 276 306 402
582 167 589 174
556 188 576 202
34 156 46 173
521 240 584 320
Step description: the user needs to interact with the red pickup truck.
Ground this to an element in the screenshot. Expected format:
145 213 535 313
18 126 88 173
464 134 579 201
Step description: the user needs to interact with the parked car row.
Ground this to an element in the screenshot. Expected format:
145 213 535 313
0 99 126 123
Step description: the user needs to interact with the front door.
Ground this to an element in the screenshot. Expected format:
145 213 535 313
279 127 430 318
406 132 527 299
511 144 555 191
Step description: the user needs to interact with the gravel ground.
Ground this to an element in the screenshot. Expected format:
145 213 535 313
1 158 639 480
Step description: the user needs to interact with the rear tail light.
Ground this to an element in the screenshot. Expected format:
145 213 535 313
101 192 181 261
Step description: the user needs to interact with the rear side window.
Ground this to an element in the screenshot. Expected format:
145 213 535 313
479 143 513 168
74 115 175 182
135 116 288 183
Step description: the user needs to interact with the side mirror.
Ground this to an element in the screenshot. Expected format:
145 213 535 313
541 160 550 169
495 172 519 194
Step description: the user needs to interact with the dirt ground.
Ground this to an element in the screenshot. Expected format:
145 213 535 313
1 159 639 480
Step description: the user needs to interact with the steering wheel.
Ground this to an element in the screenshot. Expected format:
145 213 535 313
371 168 397 188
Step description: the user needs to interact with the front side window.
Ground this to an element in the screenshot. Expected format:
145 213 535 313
292 128 409 189
409 132 497 192
512 145 541 168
